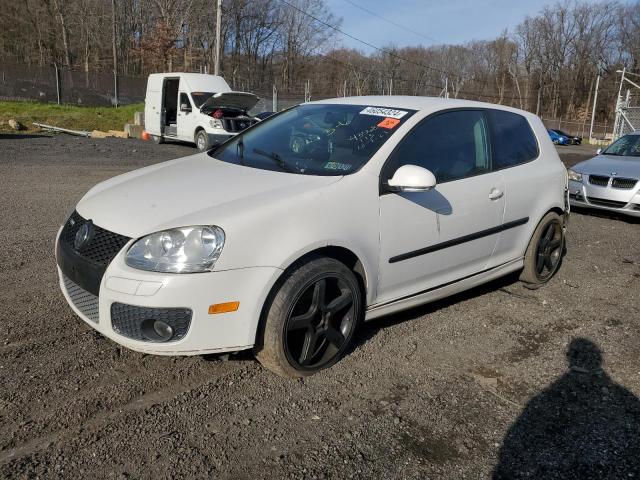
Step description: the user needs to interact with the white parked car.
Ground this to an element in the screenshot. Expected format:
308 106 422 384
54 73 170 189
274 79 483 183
144 73 259 151
568 132 640 217
56 97 568 377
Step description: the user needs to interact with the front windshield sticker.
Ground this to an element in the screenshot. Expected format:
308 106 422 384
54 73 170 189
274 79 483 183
324 162 352 171
360 106 408 119
377 117 401 129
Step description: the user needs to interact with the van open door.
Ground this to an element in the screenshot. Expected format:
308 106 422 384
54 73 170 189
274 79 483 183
144 74 163 137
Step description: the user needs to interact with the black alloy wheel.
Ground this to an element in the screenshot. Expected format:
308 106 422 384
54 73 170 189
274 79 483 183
283 275 356 370
534 220 563 281
520 212 565 288
254 257 362 378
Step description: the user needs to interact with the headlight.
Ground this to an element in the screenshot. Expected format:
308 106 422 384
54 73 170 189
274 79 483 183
126 226 225 273
567 169 582 182
209 119 223 129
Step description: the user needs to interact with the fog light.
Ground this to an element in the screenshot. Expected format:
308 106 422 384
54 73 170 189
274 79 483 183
153 320 173 341
140 318 174 342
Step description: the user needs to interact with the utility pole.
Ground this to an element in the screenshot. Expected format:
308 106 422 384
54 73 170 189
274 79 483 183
272 84 277 112
111 0 118 107
589 74 600 143
54 62 61 105
214 0 222 76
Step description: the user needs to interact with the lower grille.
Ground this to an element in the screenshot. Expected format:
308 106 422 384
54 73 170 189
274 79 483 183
569 193 585 202
111 303 192 343
587 197 627 208
62 274 99 323
588 175 610 187
612 177 638 189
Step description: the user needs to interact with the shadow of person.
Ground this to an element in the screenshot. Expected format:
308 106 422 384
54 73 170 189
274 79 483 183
493 338 640 479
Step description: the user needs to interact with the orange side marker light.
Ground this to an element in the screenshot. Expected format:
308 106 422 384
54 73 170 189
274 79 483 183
208 301 240 314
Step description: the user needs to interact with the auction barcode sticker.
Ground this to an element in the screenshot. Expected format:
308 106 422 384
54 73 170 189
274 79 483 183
359 106 408 119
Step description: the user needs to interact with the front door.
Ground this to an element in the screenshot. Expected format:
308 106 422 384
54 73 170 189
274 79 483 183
377 109 506 304
177 91 197 142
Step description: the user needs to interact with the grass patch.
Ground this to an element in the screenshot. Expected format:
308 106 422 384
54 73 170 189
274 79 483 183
0 101 143 133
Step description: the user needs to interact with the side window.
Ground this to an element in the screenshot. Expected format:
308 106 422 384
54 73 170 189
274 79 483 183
179 92 191 109
487 110 538 169
389 110 490 183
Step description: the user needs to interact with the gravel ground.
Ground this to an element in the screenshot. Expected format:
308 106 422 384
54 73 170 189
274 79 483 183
1 135 639 479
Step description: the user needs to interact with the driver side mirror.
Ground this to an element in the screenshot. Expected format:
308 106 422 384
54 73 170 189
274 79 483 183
386 165 437 192
180 103 192 112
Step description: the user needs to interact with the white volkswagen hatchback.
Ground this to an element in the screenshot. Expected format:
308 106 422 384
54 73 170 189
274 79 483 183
56 97 568 377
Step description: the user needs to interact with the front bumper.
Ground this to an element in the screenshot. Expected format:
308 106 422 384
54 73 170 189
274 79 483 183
57 231 282 355
568 179 640 217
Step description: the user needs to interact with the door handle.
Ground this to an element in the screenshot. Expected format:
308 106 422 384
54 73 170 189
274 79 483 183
488 188 503 200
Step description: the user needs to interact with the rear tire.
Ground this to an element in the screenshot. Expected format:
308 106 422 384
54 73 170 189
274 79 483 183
152 135 164 144
254 257 362 378
520 212 564 289
195 130 210 151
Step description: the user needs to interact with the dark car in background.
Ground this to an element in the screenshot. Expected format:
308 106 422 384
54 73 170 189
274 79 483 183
551 129 582 145
548 129 570 145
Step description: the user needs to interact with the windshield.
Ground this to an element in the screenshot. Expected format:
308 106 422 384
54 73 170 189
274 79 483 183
208 104 415 176
191 92 215 108
602 134 640 157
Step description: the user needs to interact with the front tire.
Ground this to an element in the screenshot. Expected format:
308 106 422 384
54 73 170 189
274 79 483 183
254 257 362 378
520 212 564 288
195 130 210 151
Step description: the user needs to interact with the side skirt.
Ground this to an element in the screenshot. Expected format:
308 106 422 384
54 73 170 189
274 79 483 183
364 258 524 321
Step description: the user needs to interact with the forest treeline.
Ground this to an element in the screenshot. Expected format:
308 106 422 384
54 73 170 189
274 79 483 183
1 0 639 121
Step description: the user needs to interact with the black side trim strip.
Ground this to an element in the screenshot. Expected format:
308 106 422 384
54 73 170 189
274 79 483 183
389 217 529 264
370 259 518 310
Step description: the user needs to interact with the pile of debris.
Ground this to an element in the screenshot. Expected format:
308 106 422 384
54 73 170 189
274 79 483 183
33 111 145 139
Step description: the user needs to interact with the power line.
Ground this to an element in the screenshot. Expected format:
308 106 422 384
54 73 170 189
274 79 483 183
342 0 440 45
278 0 453 78
278 0 540 97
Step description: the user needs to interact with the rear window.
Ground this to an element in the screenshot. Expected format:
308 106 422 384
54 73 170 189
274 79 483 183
487 110 539 169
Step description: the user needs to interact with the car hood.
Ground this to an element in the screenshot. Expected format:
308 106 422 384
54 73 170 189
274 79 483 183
200 91 259 112
572 155 640 178
76 153 341 238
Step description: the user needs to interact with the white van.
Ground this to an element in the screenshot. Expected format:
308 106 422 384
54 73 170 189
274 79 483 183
144 73 259 151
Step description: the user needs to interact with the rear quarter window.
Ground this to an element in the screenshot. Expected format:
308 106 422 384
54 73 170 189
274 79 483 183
487 110 539 169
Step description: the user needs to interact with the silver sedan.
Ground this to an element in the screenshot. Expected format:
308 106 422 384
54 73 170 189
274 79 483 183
568 132 640 217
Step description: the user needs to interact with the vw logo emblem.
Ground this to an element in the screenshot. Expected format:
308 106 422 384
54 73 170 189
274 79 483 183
74 221 93 250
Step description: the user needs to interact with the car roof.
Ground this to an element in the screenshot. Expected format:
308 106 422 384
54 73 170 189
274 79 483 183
309 95 537 118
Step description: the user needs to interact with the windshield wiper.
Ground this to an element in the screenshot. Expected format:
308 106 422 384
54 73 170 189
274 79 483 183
236 138 244 164
252 148 296 173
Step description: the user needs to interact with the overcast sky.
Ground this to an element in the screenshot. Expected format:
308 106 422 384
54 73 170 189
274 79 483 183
324 0 624 51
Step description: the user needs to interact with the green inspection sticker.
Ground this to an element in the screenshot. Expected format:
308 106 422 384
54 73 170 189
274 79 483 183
325 162 352 171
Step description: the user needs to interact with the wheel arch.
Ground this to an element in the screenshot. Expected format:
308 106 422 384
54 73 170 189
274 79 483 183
252 244 372 349
277 245 369 302
193 126 205 141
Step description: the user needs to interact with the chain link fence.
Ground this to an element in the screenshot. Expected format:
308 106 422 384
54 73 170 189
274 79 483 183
614 106 640 138
0 63 621 141
0 63 146 106
0 63 319 113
